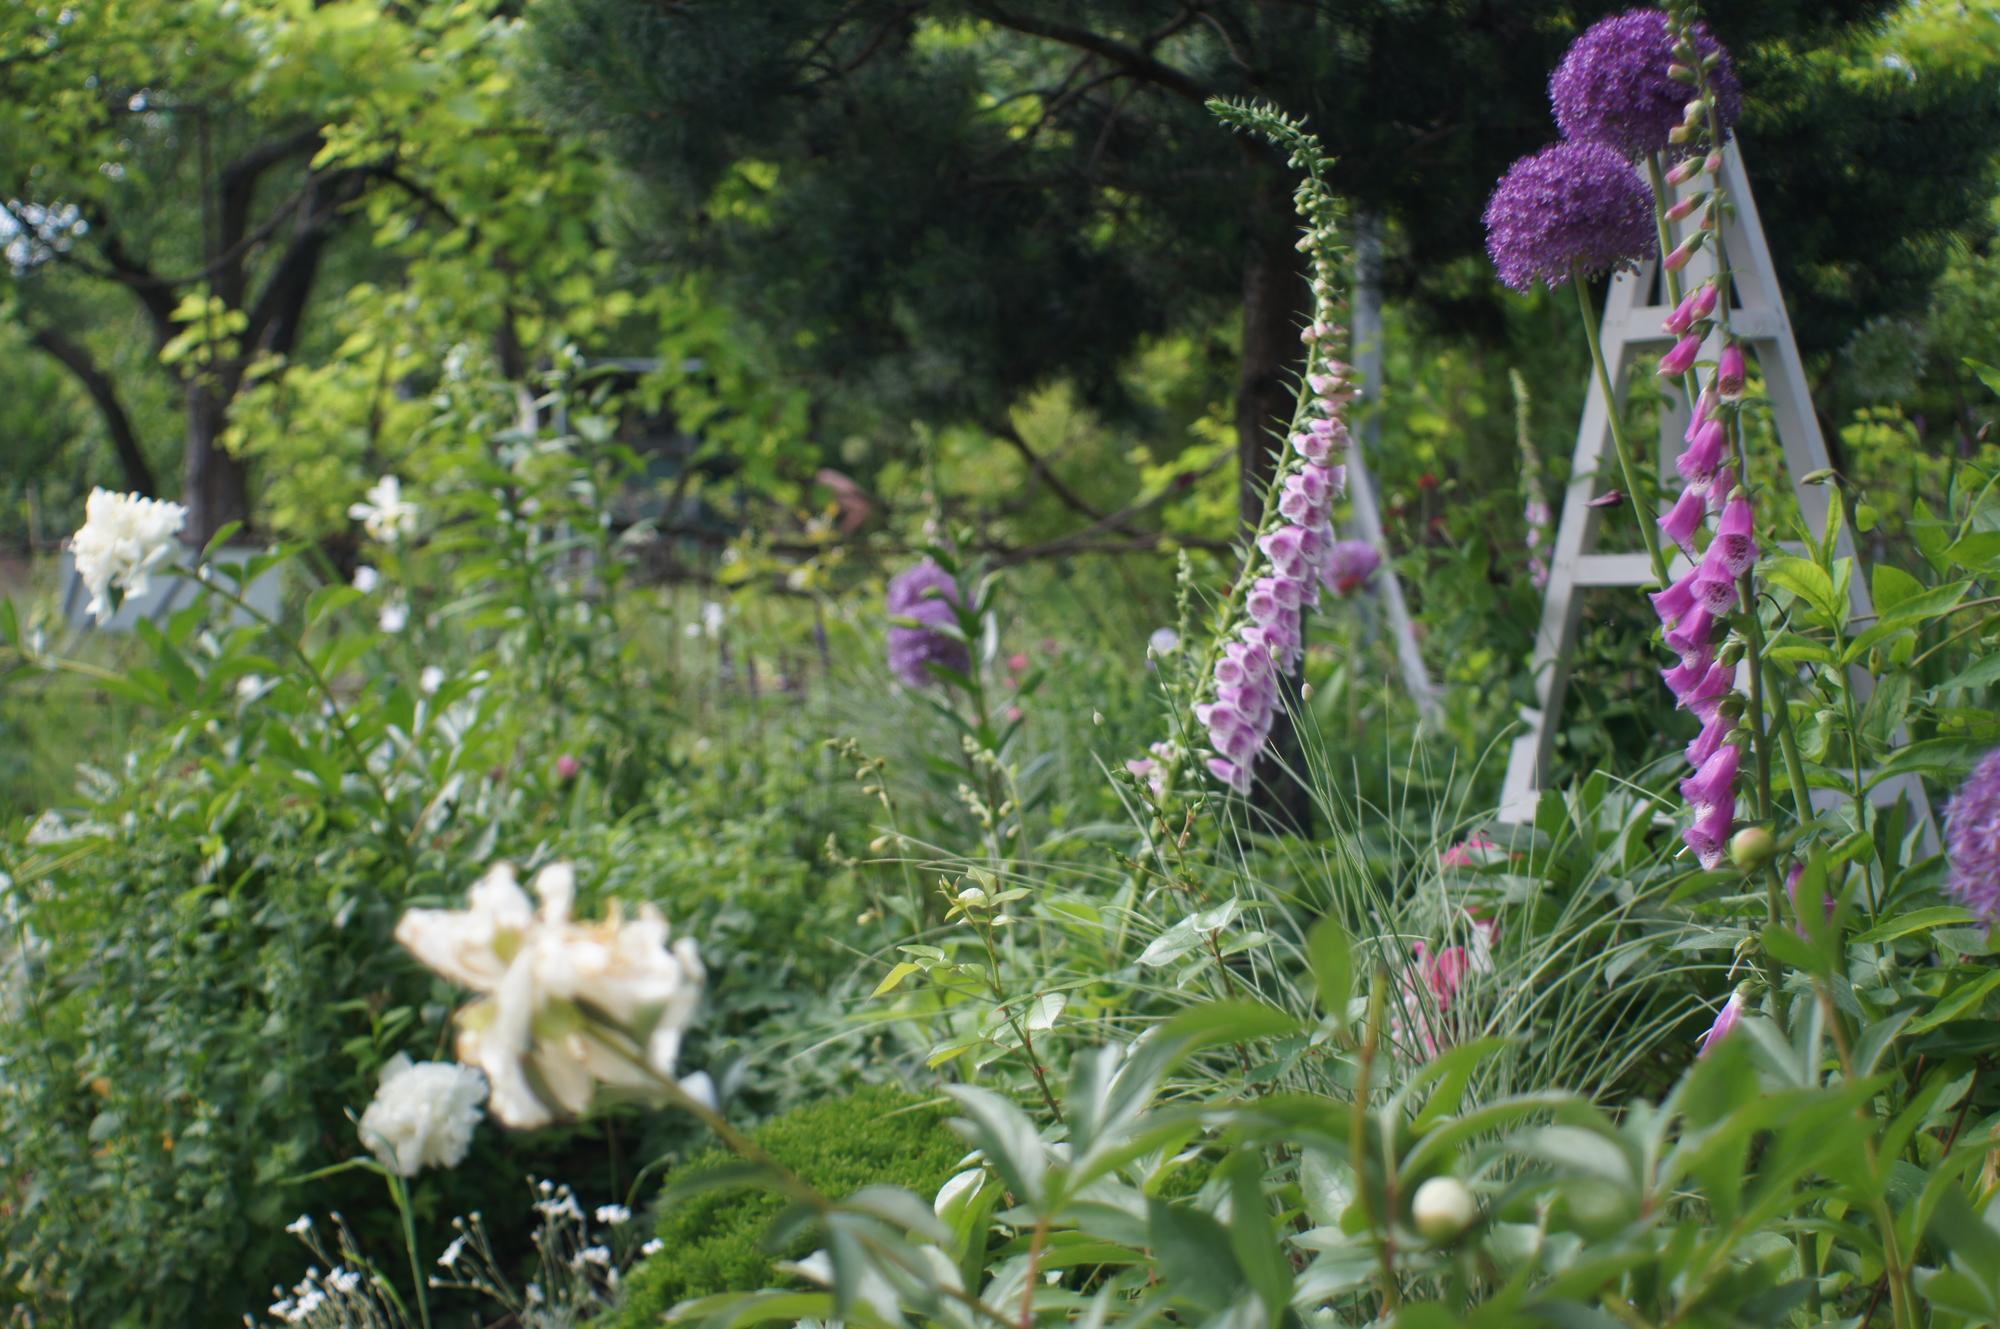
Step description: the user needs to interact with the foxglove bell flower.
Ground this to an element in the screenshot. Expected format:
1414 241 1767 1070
1658 333 1702 378
395 862 706 1129
1686 709 1733 767
1663 605 1716 661
1326 540 1381 595
1685 795 1736 869
1660 486 1708 552
70 488 187 622
886 558 970 688
1717 343 1747 400
1945 747 2000 921
1650 567 1700 626
1664 281 1720 336
1551 10 1742 160
1483 141 1658 293
1709 496 1758 575
1696 986 1745 1056
1676 417 1727 487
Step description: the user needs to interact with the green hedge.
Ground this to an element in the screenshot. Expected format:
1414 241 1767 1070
609 1085 966 1327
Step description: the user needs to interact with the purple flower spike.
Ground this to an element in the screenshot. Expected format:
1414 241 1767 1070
1718 343 1748 400
1696 987 1745 1057
1550 9 1743 161
1660 486 1708 553
1682 658 1736 722
887 559 970 688
1945 747 2000 921
1665 281 1721 337
1483 141 1659 293
1662 649 1713 704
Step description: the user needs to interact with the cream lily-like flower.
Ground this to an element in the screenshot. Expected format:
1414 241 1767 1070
395 862 705 1128
70 487 187 622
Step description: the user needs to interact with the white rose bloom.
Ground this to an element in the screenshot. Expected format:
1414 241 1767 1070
395 862 706 1128
348 476 421 544
70 487 187 622
356 1053 488 1177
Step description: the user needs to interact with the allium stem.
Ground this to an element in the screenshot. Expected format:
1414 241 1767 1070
1571 267 1670 587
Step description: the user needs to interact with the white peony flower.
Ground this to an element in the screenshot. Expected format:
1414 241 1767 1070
348 476 421 544
70 487 187 622
395 862 706 1129
356 1054 487 1176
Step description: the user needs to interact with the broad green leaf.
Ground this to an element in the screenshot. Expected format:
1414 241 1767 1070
1306 914 1353 1019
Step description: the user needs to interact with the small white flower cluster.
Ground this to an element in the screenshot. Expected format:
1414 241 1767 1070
395 862 705 1128
430 1181 655 1325
356 1053 488 1177
257 1215 402 1329
69 487 187 622
347 475 420 544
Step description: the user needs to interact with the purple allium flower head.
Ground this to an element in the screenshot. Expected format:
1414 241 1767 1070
1550 10 1743 161
1945 747 2000 920
1326 539 1382 596
1696 987 1744 1057
1483 141 1659 293
886 558 969 688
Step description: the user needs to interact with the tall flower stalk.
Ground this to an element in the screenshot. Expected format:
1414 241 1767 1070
1142 99 1365 804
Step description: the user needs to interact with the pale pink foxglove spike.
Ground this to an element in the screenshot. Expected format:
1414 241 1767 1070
1685 794 1736 869
1663 604 1716 661
1682 658 1737 721
1687 709 1734 767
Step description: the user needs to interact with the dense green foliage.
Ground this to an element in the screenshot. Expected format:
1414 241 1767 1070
611 1087 966 1327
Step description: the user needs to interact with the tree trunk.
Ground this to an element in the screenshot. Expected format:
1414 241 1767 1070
1238 167 1314 833
184 382 249 547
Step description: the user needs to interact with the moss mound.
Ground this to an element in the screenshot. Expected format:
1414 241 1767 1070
608 1085 965 1326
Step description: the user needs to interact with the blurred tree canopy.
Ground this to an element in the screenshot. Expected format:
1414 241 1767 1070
0 0 627 545
528 0 1999 524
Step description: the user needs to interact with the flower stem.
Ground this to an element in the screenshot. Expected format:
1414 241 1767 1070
1571 268 1670 588
387 1172 433 1329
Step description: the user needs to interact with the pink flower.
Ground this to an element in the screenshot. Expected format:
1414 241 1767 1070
1663 604 1716 661
1685 796 1735 868
1007 651 1030 673
555 754 581 782
1663 281 1719 336
1709 496 1757 578
1650 567 1701 626
1661 649 1714 705
1681 659 1737 722
1717 343 1747 400
1659 486 1708 553
1696 988 1744 1056
1676 418 1727 487
1659 332 1702 377
1441 836 1497 869
1292 432 1333 464
1681 743 1741 813
1206 757 1251 795
1259 526 1310 578
1686 709 1733 767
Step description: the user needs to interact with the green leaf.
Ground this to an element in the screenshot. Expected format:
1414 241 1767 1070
1937 653 2000 694
870 963 923 999
1306 914 1353 1019
1871 563 1925 617
1907 969 2000 1035
1873 738 1992 783
1852 907 1982 945
1145 1198 1245 1311
1764 556 1839 621
1948 531 2000 572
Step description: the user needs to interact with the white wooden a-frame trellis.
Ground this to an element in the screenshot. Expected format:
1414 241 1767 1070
1496 143 1934 836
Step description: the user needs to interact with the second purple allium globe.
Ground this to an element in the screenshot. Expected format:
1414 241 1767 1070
886 558 970 688
1550 9 1742 161
1483 141 1658 293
